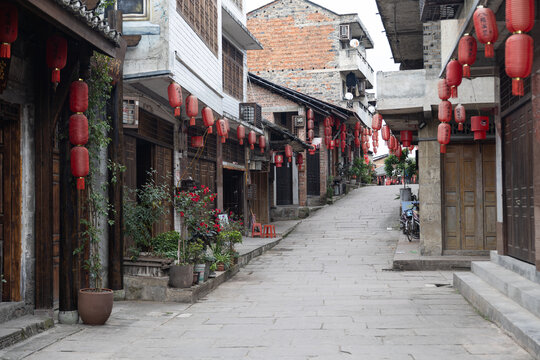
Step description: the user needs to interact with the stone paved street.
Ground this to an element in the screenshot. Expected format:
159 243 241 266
1 185 532 359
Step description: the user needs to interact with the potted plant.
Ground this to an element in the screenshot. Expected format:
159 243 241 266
213 252 232 272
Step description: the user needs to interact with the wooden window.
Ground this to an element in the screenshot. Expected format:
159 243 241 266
176 0 218 55
118 0 148 19
222 38 244 100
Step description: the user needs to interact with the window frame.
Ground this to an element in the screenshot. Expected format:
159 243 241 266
117 0 149 21
222 37 244 100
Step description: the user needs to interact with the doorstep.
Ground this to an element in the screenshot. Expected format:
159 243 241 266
0 315 54 350
392 235 489 271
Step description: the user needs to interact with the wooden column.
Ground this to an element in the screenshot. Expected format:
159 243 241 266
216 132 224 210
531 25 540 271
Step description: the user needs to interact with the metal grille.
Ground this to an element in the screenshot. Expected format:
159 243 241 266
420 0 463 22
239 103 262 128
223 38 244 100
223 138 245 165
176 0 218 55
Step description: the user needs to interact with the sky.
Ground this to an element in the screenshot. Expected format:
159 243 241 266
245 0 401 157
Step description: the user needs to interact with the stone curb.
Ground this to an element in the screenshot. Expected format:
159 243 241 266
0 316 54 350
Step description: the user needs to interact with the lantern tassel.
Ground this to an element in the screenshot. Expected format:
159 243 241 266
239 139 243 145
463 65 470 78
512 78 524 96
440 144 447 154
451 86 458 98
174 107 180 117
52 69 61 83
189 117 195 126
485 43 494 58
0 43 10 59
76 177 85 190
458 124 464 131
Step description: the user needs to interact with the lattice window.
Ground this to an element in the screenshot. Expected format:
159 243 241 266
223 38 244 100
176 0 218 55
223 138 245 165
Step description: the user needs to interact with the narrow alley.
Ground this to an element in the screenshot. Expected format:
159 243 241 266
1 185 531 360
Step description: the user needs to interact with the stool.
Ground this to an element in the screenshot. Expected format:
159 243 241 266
252 222 262 237
262 224 276 238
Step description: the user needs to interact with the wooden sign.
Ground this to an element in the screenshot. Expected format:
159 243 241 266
0 58 11 94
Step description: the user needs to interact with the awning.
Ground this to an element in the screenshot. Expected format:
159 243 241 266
262 119 311 153
222 7 263 50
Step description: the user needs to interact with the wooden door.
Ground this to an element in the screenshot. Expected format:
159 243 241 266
276 163 292 205
0 100 21 302
503 102 535 264
52 134 60 306
251 172 269 224
307 152 320 196
443 143 496 252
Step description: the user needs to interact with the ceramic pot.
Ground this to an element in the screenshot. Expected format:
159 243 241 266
169 264 194 288
78 288 113 325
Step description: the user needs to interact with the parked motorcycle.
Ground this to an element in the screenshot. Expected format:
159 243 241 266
400 203 419 241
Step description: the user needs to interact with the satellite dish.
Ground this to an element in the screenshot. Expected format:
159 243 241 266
349 39 360 48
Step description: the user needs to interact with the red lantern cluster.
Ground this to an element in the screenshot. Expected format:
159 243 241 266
167 82 183 117
454 104 466 131
471 116 489 140
446 59 463 98
458 34 477 78
248 131 257 150
216 118 227 143
69 80 89 190
0 3 18 59
505 0 535 96
324 116 333 149
474 6 498 58
186 95 198 126
46 35 67 84
259 135 266 154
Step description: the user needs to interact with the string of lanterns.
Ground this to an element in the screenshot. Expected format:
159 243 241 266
69 79 89 190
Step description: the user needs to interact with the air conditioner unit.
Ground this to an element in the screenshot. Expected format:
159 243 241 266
239 103 262 128
122 97 139 128
339 25 351 41
293 115 305 127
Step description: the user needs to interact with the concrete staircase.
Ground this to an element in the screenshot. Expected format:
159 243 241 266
454 251 540 359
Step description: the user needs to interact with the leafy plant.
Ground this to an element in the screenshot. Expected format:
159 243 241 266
213 252 232 270
384 149 417 181
152 231 180 259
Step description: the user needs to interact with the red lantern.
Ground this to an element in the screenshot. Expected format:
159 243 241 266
296 153 304 170
341 140 346 153
438 123 451 154
167 82 183 117
382 125 390 141
237 125 245 145
307 119 314 130
438 101 452 123
186 95 198 126
355 122 361 132
275 154 284 168
324 116 332 127
259 135 266 154
308 145 316 155
324 126 332 137
285 144 293 162
340 132 346 141
224 119 230 139
46 35 67 84
334 119 340 129
364 154 369 164
474 6 498 58
248 131 257 150
69 114 89 146
71 146 89 190
339 124 345 133
505 33 533 96
191 136 204 148
373 147 377 154
329 140 335 150
216 118 227 143
307 129 314 142
438 79 451 101
373 131 378 141
70 80 88 113
446 59 463 98
409 145 415 151
355 138 361 148
458 34 477 78
471 116 489 140
202 107 214 134
506 0 535 33
401 131 413 148
0 3 17 59
454 104 466 131
307 108 314 120
372 113 383 131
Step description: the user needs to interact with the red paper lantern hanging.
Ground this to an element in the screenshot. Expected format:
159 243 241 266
167 82 183 117
201 107 214 134
454 104 466 131
505 33 533 96
223 118 230 139
259 135 266 154
307 119 314 130
458 34 477 78
237 125 245 145
446 59 463 98
438 122 451 154
355 138 361 148
372 113 383 131
438 79 451 100
373 147 377 154
307 129 314 142
389 136 397 150
340 124 346 133
296 153 304 170
191 136 204 148
186 95 198 126
340 131 346 141
248 131 257 150
325 136 331 148
355 122 361 132
275 154 284 168
400 131 413 148
71 146 89 190
341 140 346 153
69 114 89 146
46 35 67 84
308 145 316 155
329 140 335 150
382 125 390 141
70 80 88 113
474 6 498 58
506 0 535 33
324 116 332 128
0 3 18 59
364 154 369 164
285 144 293 162
307 108 314 120
373 130 378 141
438 100 453 123
471 116 489 140
216 118 227 143
324 126 332 137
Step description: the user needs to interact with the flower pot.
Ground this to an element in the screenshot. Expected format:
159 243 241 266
168 264 194 288
194 263 206 284
78 288 113 325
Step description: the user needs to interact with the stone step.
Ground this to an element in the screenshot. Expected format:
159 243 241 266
472 261 540 318
0 315 54 350
490 250 540 285
454 272 540 359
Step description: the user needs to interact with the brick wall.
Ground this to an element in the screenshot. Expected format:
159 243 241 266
247 83 299 122
247 0 343 105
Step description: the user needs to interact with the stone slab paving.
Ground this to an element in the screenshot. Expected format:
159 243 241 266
0 185 532 359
